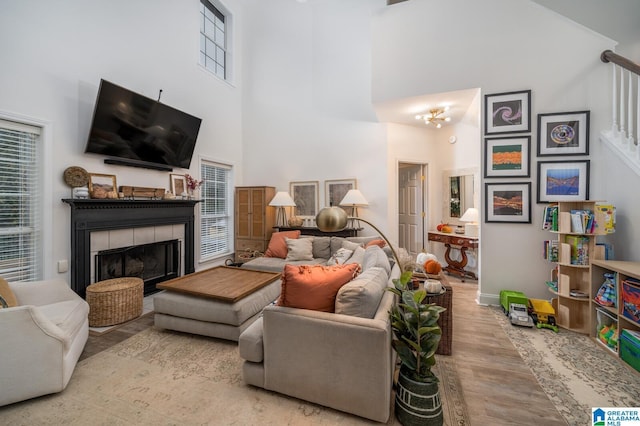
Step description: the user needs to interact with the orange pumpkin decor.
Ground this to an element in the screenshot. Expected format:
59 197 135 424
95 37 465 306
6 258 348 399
423 259 442 275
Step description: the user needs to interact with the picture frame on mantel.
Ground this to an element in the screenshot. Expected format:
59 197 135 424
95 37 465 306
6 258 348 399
290 181 319 217
88 173 117 198
170 173 187 196
325 179 357 210
484 90 531 135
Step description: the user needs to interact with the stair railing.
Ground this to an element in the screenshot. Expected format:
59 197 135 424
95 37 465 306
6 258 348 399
600 50 640 174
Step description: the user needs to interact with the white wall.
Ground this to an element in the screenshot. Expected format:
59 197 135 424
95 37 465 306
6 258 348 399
372 0 618 303
0 0 245 279
241 0 390 233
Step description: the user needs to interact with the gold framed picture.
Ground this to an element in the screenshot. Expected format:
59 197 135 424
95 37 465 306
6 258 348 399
88 173 117 198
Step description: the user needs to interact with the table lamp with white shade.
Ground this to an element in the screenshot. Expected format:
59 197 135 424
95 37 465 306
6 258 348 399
339 189 368 229
269 191 296 227
460 207 479 237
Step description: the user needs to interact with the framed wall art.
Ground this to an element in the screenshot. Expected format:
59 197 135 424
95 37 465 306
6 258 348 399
484 136 530 178
485 182 531 223
170 173 187 196
290 181 319 217
484 90 531 135
88 173 117 197
537 160 590 203
537 110 590 156
325 179 356 209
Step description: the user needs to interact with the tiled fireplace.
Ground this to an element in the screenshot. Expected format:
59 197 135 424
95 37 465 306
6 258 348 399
63 199 199 298
92 227 182 296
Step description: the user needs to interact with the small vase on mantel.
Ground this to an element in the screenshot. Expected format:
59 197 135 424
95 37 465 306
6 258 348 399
187 188 199 200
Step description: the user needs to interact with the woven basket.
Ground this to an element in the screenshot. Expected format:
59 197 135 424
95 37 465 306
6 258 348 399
86 277 143 327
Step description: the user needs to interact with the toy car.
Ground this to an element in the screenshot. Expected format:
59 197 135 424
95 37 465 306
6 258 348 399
500 290 529 315
528 298 559 332
509 303 534 327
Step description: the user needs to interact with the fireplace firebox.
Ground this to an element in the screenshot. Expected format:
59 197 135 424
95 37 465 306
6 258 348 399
96 239 180 296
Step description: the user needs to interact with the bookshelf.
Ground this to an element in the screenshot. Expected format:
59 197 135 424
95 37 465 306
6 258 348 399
591 260 640 373
543 201 615 334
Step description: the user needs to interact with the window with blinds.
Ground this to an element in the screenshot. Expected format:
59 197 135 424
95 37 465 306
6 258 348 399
199 160 232 261
0 119 41 282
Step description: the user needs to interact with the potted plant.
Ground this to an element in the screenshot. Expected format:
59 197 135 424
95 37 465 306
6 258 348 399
388 271 446 426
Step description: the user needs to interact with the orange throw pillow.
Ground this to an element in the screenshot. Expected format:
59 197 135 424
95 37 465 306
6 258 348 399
278 263 361 312
264 231 301 258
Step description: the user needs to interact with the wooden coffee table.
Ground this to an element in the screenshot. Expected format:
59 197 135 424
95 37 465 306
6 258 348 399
157 266 280 302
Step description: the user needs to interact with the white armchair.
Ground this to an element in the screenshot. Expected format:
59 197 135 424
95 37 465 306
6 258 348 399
0 279 89 406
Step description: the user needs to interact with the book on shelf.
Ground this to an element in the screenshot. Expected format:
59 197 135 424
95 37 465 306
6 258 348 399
596 242 615 260
542 204 558 231
565 235 589 265
569 209 594 233
543 239 558 262
569 289 589 298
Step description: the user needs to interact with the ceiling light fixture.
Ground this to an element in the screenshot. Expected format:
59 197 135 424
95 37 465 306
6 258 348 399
415 106 451 128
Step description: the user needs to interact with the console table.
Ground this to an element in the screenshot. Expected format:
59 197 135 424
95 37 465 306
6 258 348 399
274 226 362 238
428 231 479 281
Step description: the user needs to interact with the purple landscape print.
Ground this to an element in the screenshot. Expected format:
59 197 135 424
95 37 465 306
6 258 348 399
546 168 579 195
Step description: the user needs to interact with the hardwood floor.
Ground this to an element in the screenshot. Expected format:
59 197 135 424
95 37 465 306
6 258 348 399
448 276 567 425
80 279 569 425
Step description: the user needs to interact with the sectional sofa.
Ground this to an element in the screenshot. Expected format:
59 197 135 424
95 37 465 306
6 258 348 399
238 235 399 423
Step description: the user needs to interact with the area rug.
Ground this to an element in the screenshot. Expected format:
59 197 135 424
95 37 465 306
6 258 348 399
1 326 469 425
493 308 640 426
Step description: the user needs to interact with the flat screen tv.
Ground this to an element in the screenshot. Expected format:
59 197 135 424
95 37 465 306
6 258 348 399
84 79 202 171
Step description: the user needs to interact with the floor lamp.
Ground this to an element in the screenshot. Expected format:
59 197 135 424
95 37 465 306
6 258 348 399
339 189 368 229
315 206 400 268
269 192 296 228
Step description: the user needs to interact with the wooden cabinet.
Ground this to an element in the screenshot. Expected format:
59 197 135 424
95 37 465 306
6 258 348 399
545 201 611 334
591 260 640 371
234 186 276 263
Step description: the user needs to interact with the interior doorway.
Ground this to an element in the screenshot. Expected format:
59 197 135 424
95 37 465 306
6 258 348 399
398 162 427 258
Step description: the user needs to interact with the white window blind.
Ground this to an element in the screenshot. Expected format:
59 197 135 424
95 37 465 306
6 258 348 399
200 0 227 79
0 119 41 282
199 161 231 260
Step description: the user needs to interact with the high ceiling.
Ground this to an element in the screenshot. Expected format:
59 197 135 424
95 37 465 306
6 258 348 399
376 0 640 129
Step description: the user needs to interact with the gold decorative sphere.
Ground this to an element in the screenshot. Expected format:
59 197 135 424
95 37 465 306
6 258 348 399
315 206 348 232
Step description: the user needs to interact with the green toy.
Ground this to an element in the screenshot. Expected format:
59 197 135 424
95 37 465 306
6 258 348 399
500 290 529 315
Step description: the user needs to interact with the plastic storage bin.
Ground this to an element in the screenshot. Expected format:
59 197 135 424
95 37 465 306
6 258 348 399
622 279 640 325
620 329 640 373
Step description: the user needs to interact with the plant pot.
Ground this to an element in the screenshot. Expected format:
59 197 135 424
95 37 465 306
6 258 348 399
395 367 443 426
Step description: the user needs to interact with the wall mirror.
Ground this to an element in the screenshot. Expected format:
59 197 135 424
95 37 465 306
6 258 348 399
442 167 479 225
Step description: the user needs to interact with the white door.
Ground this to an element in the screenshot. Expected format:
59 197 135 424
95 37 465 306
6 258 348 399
398 163 426 258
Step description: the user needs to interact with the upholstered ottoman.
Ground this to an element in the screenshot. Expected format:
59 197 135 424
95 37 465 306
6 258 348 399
153 277 282 342
86 277 143 327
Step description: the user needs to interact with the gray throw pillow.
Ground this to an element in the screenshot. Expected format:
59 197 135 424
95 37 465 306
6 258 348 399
285 237 314 261
346 245 365 266
327 247 354 265
335 267 389 318
362 245 391 275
